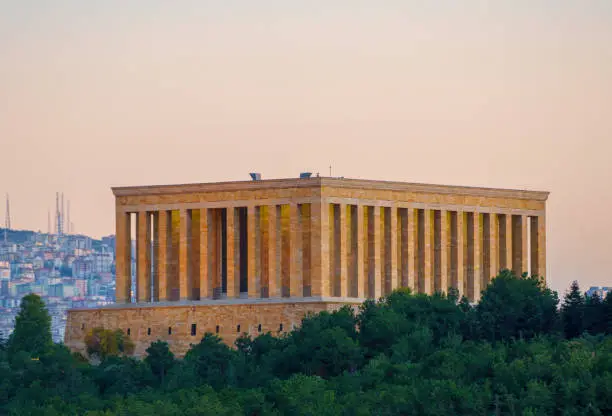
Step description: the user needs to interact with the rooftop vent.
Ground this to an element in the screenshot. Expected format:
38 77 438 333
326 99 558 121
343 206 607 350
249 173 262 181
300 172 312 179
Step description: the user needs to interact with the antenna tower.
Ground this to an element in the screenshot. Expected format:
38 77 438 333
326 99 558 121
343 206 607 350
4 194 10 244
61 193 65 235
56 192 63 236
67 200 70 234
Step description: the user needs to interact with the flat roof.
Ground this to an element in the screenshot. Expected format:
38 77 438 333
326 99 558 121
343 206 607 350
112 177 549 201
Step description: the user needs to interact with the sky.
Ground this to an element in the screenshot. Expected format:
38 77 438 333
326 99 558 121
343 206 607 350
1 1 611 294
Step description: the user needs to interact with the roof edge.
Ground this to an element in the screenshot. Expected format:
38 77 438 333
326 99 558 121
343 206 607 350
111 177 549 201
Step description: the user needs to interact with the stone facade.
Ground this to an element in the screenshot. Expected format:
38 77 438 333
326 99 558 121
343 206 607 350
66 298 359 357
65 177 548 357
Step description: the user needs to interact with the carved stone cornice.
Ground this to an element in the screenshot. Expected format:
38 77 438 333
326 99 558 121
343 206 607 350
112 177 549 201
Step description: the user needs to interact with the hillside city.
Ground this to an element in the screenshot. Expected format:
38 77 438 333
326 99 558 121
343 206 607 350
0 228 118 342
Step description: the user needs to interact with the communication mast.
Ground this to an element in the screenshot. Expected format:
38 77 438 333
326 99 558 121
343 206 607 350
61 193 65 234
4 194 10 244
56 192 63 236
67 200 70 234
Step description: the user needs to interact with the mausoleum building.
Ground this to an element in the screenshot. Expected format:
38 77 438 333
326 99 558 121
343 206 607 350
65 176 548 356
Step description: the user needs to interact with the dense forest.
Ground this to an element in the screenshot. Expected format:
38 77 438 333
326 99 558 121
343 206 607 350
1 270 611 415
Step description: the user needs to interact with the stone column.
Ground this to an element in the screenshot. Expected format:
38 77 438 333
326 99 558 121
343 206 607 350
389 207 399 292
521 215 529 274
199 208 210 299
512 215 527 276
372 206 382 298
301 204 312 296
399 209 409 289
310 201 330 297
259 206 268 297
339 204 348 297
487 213 499 285
521 215 529 272
407 208 417 293
440 210 450 294
268 205 279 297
281 205 291 297
190 211 200 299
247 205 258 298
210 210 221 298
226 208 238 298
530 215 546 279
179 209 191 300
456 211 466 299
329 204 338 296
356 204 366 298
472 213 482 302
168 211 180 300
115 211 131 303
152 212 159 301
136 212 151 303
539 216 546 279
289 203 302 297
156 211 169 301
504 214 513 271
423 209 434 295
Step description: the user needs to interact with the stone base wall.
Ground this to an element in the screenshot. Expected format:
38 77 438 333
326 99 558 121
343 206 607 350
65 299 361 357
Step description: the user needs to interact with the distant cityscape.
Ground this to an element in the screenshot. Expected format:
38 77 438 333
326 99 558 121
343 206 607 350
0 227 118 342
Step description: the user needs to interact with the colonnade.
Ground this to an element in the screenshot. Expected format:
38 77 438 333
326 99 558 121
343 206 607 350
115 202 546 303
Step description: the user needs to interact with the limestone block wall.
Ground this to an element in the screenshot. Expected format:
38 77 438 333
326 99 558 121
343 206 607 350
65 300 360 357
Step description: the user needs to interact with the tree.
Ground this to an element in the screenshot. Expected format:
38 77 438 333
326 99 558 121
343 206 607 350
474 270 559 342
358 289 465 356
605 291 612 335
270 374 341 416
8 294 52 359
183 333 236 388
584 292 606 335
84 328 135 360
286 306 363 378
561 281 585 338
145 341 175 385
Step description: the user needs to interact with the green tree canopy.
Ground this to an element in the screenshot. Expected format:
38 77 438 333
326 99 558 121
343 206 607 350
145 341 175 386
605 291 612 335
474 270 559 342
1 277 611 415
561 280 585 339
8 294 52 359
585 292 606 335
84 328 135 360
183 333 236 389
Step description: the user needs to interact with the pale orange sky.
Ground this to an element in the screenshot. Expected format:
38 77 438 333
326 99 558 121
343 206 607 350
1 1 611 294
